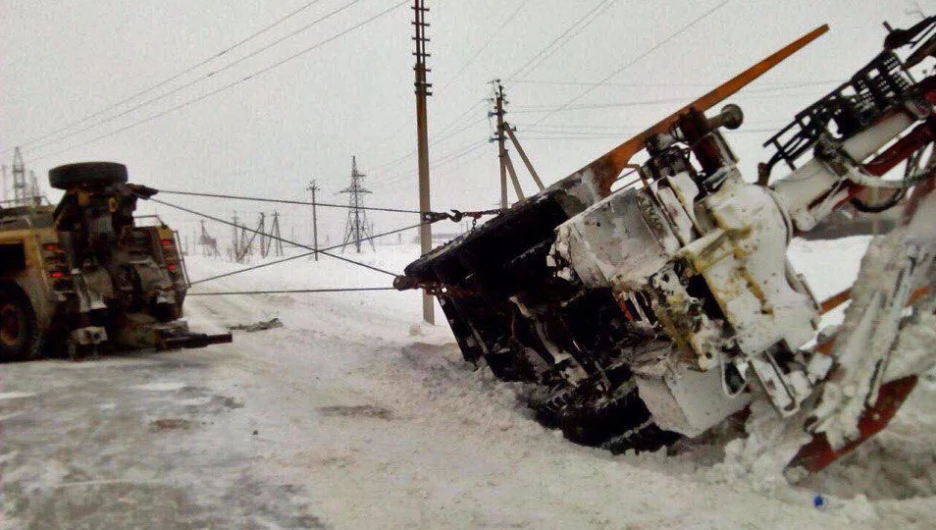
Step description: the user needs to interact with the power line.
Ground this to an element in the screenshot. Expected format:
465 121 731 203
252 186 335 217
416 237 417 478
189 220 428 286
505 79 841 91
532 0 732 126
8 0 329 154
155 189 422 214
376 138 487 185
510 89 821 114
508 0 619 80
365 99 489 179
148 197 400 276
23 0 365 156
435 0 532 94
30 1 409 162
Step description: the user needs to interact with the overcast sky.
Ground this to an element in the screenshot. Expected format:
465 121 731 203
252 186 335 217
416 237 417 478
0 0 930 248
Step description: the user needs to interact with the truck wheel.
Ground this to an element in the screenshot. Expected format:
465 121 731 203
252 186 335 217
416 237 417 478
0 284 42 362
48 161 128 190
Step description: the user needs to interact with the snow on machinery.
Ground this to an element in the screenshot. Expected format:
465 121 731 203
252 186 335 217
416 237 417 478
395 18 936 474
0 162 231 361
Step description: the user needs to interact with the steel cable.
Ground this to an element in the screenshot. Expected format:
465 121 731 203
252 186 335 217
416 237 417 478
187 220 429 286
147 197 401 277
188 287 398 296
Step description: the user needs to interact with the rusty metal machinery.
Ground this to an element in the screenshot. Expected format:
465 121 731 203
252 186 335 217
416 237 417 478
396 18 936 473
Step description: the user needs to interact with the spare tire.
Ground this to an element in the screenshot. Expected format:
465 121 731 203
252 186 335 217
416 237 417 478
49 161 128 190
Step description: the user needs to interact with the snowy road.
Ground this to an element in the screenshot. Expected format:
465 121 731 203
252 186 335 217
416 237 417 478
1 241 934 529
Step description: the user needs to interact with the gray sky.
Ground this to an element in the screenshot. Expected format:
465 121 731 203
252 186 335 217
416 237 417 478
0 0 928 248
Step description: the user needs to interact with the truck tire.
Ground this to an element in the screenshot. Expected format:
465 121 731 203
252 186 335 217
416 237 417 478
48 161 128 190
0 283 42 362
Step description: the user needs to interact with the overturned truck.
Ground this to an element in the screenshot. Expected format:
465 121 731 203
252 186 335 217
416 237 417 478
0 162 231 361
397 19 936 474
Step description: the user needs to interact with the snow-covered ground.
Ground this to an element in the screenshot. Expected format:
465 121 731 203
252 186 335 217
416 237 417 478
1 238 934 529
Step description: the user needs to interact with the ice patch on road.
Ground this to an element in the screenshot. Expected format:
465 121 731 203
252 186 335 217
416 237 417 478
0 391 37 400
131 381 187 391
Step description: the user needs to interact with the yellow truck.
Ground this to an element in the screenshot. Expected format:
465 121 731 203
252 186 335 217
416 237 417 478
0 161 230 360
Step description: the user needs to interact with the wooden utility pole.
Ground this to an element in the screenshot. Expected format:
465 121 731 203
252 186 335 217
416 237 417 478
414 0 434 324
232 212 240 259
307 179 320 261
492 80 508 208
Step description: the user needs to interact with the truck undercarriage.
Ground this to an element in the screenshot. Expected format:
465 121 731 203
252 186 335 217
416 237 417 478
0 162 231 361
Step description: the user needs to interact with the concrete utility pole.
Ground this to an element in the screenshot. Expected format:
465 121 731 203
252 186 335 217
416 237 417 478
413 0 434 324
257 213 268 257
340 156 375 253
307 179 320 261
491 80 509 209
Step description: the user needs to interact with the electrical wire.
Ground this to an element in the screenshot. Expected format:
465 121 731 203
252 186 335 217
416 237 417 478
30 1 409 162
375 138 488 186
157 189 422 214
188 220 428 285
148 197 401 277
508 0 619 80
505 78 841 92
435 0 532 94
367 103 489 176
7 0 329 155
22 0 364 156
510 90 822 115
532 0 732 126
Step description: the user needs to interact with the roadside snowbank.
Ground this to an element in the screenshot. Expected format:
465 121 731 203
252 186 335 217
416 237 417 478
1 237 932 528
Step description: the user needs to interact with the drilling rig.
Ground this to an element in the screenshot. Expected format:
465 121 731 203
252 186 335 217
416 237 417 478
395 18 936 475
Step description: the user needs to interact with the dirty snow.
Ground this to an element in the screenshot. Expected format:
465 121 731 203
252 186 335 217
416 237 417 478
1 238 934 529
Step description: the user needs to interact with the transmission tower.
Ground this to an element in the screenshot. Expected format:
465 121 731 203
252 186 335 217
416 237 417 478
28 170 41 205
12 147 26 206
340 156 375 253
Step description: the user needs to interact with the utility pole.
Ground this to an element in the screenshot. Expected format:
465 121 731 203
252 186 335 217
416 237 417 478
232 212 240 259
414 0 434 324
258 213 268 257
270 212 284 257
504 123 544 191
340 156 375 253
491 80 509 209
307 179 320 261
